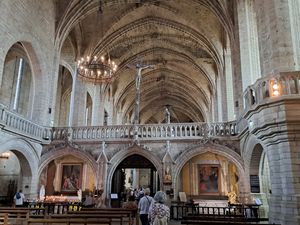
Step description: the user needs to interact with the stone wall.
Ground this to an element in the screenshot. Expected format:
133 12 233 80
0 0 56 125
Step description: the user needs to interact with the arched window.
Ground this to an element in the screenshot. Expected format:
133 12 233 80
0 43 33 116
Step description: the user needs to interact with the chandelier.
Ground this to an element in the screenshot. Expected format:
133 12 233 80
77 55 118 83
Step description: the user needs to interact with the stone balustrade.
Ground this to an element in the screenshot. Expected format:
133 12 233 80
243 71 300 111
51 121 237 142
0 104 51 142
0 104 237 143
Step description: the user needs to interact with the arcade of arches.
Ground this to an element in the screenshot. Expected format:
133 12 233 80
0 1 300 225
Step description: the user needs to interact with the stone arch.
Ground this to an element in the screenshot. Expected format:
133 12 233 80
242 134 267 169
60 60 75 76
242 134 270 217
0 138 40 198
19 42 45 121
173 143 248 196
0 41 42 118
249 144 263 178
106 145 163 198
38 147 97 179
38 147 97 193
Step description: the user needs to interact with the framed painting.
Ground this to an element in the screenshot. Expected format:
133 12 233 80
198 165 220 195
61 164 82 192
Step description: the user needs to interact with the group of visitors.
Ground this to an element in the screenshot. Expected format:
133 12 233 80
13 188 169 225
136 188 170 225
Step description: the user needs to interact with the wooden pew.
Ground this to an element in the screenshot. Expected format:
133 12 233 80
28 210 133 225
67 209 133 225
0 208 28 225
181 214 277 225
27 217 112 225
181 221 280 225
0 207 46 225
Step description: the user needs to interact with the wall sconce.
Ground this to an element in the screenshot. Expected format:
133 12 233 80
272 81 280 96
0 152 10 159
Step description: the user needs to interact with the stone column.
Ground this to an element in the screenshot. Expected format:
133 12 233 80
68 67 77 127
265 141 300 225
224 39 235 121
237 0 261 91
72 79 86 126
91 84 105 126
254 0 297 75
247 100 300 225
288 0 300 70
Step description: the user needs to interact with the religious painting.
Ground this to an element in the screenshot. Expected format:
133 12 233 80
198 165 219 194
61 164 82 192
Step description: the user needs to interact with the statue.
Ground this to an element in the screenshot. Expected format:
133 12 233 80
228 185 237 204
165 107 170 124
39 185 45 201
77 189 82 202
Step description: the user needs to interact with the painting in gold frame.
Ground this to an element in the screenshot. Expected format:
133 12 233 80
198 165 220 195
61 164 82 192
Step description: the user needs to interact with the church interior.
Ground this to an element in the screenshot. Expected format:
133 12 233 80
0 1 299 225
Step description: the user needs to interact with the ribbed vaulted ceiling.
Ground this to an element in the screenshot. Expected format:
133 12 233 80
56 0 234 123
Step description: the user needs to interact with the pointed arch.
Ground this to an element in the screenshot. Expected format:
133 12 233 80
173 143 248 195
106 145 163 197
38 147 97 176
0 138 41 198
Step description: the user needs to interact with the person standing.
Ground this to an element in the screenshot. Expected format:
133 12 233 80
83 192 94 208
149 191 170 225
14 189 25 207
138 188 153 225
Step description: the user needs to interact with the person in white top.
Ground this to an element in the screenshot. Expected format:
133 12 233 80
14 189 25 207
138 188 153 225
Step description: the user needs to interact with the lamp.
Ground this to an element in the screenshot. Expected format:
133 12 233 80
77 0 117 84
77 55 117 83
0 152 10 159
272 81 280 96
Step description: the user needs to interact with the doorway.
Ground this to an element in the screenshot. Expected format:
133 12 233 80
111 154 159 202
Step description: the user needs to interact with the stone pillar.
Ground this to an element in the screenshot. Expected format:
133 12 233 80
246 100 300 225
224 39 235 121
265 141 300 225
237 0 261 91
68 67 77 127
254 0 297 75
91 85 105 126
288 0 300 70
72 79 86 126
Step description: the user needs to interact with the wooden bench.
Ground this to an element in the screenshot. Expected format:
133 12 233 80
27 217 112 225
67 209 133 225
181 222 280 225
0 208 29 225
181 215 277 225
28 210 133 225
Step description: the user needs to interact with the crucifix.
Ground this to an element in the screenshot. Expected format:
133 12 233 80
133 63 155 142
